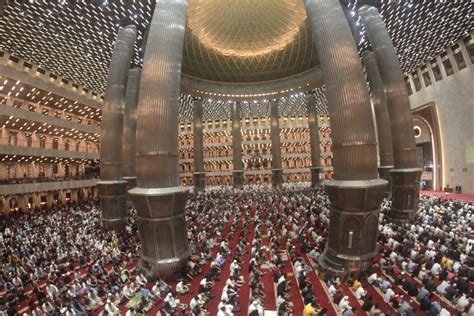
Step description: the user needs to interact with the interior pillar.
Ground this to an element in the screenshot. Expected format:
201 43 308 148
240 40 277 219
270 99 283 187
359 6 422 222
193 98 205 191
231 101 243 189
362 50 395 197
122 68 141 191
304 0 387 275
128 0 190 279
98 25 137 231
306 93 322 187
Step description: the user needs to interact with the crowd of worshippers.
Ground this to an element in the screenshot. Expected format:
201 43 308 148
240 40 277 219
0 199 142 315
366 195 474 315
1 183 473 316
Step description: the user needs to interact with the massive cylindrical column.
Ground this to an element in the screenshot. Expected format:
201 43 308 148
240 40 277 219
128 0 190 279
122 68 141 190
304 0 387 275
231 101 244 189
306 93 322 187
193 98 205 191
359 6 422 222
270 100 283 187
98 25 137 230
361 50 394 196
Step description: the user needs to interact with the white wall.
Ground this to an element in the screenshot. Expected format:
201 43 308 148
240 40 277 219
409 65 474 194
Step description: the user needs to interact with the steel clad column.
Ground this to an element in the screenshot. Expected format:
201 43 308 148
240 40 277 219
306 93 322 187
128 0 190 279
304 0 387 275
122 68 141 190
98 25 137 231
193 98 205 191
270 100 283 187
359 6 422 222
232 101 243 189
361 51 394 196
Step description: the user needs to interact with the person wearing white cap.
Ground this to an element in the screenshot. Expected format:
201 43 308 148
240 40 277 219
176 280 190 294
384 286 395 303
456 293 469 312
367 272 378 285
338 296 351 312
105 299 119 315
355 285 367 300
248 299 264 316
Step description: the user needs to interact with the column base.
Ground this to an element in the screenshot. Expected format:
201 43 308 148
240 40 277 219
310 167 323 187
123 176 137 189
322 179 387 275
378 165 393 198
388 168 422 223
123 176 137 208
128 186 191 280
272 168 283 187
138 252 189 281
97 180 128 231
232 170 244 189
193 172 206 192
318 247 375 278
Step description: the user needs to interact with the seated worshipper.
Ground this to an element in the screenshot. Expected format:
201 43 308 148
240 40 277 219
343 307 357 316
367 272 378 285
162 292 180 314
176 280 191 294
351 279 362 292
199 276 215 296
436 279 450 296
105 298 120 315
328 282 337 298
122 281 138 299
152 278 171 298
355 285 367 300
338 296 351 313
135 273 148 287
42 301 56 314
135 295 155 314
303 300 318 316
190 294 208 315
217 300 240 315
248 299 264 316
46 283 59 299
217 305 233 316
278 299 293 315
384 286 395 303
456 293 470 313
397 299 414 315
216 251 226 268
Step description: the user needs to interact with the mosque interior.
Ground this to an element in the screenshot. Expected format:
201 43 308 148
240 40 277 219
0 0 473 313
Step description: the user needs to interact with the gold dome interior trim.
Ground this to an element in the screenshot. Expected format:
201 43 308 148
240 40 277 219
183 0 319 83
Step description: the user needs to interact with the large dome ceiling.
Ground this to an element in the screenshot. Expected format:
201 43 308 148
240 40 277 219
0 0 471 95
182 0 318 83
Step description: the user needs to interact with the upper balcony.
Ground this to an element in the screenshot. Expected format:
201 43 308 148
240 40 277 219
0 135 99 161
0 50 103 110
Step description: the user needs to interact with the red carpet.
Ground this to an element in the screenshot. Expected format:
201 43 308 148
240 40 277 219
302 254 337 316
282 251 305 315
338 283 365 316
260 224 277 311
234 203 256 315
